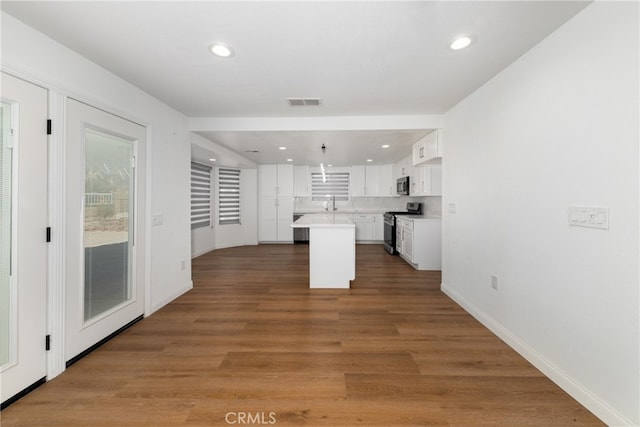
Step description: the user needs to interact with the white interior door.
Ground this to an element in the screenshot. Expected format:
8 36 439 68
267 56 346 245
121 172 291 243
65 99 146 363
0 73 48 405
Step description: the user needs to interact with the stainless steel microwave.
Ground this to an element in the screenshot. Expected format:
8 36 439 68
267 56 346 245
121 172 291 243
397 176 410 195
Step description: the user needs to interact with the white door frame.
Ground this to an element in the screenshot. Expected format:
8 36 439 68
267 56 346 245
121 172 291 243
1 68 153 381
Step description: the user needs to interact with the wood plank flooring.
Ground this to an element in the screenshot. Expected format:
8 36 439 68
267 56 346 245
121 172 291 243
1 244 604 426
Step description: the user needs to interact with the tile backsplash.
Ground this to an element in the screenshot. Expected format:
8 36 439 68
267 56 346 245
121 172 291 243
294 196 441 216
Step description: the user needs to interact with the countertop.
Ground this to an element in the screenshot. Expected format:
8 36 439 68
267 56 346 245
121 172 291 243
396 215 442 221
294 209 387 214
291 213 356 228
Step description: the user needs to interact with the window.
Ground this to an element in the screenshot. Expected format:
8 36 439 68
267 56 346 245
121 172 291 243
311 171 350 201
190 161 211 229
219 168 240 225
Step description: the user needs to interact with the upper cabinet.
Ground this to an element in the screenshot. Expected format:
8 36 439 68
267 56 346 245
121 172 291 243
293 165 311 197
410 164 442 197
412 129 442 166
394 156 412 180
351 165 394 197
351 165 366 197
365 165 394 197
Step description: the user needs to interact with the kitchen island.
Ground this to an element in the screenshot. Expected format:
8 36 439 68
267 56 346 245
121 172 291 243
291 214 355 288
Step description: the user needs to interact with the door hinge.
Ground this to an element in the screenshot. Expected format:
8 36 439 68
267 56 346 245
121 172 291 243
46 227 51 243
45 335 51 351
47 119 52 135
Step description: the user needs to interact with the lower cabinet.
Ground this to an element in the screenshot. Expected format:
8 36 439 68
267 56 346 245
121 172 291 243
353 214 374 241
373 214 384 241
402 220 414 262
396 217 405 254
396 216 441 270
353 213 385 242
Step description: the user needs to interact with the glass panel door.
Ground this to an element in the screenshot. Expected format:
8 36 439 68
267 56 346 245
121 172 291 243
83 128 133 322
66 98 145 363
0 101 13 367
1 72 48 404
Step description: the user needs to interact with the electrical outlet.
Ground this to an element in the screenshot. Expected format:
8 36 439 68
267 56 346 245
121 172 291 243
568 206 609 230
491 275 498 291
448 203 457 214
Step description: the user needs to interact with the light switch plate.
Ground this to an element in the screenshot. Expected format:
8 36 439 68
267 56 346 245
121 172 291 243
568 206 609 230
448 203 457 214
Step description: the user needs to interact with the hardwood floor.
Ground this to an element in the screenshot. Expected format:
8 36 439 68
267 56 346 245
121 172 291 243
1 244 604 426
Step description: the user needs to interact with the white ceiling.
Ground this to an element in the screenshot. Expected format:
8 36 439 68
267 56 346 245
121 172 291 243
2 1 590 166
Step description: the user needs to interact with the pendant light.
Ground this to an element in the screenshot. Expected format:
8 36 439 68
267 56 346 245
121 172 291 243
320 144 327 183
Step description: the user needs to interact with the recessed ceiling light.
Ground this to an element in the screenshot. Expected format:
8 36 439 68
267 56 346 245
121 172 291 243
328 164 333 167
286 158 293 162
209 43 234 58
450 35 473 51
209 158 217 162
279 146 287 150
381 144 390 148
366 159 373 163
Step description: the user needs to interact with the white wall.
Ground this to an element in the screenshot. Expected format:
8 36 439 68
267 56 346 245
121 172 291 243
442 3 639 426
1 12 192 315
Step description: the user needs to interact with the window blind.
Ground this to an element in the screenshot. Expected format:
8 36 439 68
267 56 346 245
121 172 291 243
311 172 350 201
219 168 241 225
190 161 211 229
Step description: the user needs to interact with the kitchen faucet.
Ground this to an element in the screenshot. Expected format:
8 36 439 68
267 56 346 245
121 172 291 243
325 195 337 211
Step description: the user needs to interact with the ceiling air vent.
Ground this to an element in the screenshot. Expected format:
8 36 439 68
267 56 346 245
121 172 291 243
286 98 322 107
244 149 260 153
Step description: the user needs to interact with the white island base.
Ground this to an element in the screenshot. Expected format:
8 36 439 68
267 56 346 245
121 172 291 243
309 227 355 288
291 214 356 289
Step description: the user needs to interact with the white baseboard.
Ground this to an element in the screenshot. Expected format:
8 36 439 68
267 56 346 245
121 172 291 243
147 280 193 316
441 282 634 427
191 247 215 259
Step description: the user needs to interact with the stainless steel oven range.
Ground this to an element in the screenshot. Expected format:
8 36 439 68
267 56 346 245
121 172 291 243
383 202 422 254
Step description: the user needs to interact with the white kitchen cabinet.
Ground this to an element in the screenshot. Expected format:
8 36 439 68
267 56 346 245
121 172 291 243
277 164 294 196
353 214 374 241
370 164 394 196
413 130 442 166
402 219 414 262
424 129 442 162
411 164 442 197
277 197 295 241
373 214 384 241
260 164 294 196
259 164 294 242
397 217 442 270
259 164 278 196
364 166 381 196
350 165 366 197
294 165 310 197
394 155 412 180
396 217 405 254
352 165 395 197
